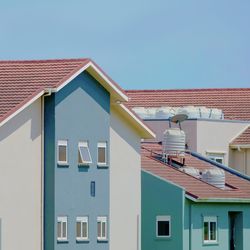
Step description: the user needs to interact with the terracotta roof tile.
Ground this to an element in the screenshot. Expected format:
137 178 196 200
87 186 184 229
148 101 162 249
230 126 250 146
142 142 250 200
126 89 250 121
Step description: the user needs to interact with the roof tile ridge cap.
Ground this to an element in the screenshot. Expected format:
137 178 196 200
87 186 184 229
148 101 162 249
53 59 91 89
0 58 90 64
0 87 45 124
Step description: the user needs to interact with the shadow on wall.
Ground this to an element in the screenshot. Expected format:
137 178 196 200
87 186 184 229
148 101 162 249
0 100 41 142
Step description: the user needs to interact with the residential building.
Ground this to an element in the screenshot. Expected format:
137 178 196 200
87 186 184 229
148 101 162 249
0 59 154 250
126 88 250 175
141 142 250 250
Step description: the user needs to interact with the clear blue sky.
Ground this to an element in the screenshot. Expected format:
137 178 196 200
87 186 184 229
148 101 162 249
0 0 249 89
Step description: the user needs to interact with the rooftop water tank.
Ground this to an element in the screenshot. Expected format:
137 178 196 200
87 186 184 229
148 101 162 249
181 167 201 178
201 169 225 189
163 128 186 157
155 107 175 119
132 107 147 119
177 106 200 119
210 108 224 120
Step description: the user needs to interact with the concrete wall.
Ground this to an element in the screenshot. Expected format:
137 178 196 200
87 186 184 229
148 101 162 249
110 107 141 250
185 201 250 250
44 72 110 250
144 120 197 150
196 120 249 165
229 148 250 175
0 99 42 250
141 171 184 250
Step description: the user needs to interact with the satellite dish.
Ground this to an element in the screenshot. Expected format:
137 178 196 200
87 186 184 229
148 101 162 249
170 113 188 124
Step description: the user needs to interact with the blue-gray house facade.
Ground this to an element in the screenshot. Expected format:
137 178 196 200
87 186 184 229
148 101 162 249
44 71 110 250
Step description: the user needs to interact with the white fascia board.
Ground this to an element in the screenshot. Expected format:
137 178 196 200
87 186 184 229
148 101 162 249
185 194 250 203
119 104 155 139
88 62 128 102
229 125 250 144
0 90 45 128
55 61 128 102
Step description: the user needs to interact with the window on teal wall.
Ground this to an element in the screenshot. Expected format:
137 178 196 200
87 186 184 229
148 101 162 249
57 216 67 241
97 216 108 241
203 216 217 244
78 141 92 165
97 142 107 166
57 140 68 165
76 216 88 241
156 215 171 238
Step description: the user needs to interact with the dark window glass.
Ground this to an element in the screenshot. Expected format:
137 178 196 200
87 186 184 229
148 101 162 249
158 221 170 236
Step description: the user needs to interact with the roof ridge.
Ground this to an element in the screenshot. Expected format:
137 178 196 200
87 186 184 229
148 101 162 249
0 58 90 64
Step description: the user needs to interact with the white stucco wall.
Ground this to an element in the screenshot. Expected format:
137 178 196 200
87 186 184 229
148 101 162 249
196 120 249 165
110 106 141 250
0 99 42 250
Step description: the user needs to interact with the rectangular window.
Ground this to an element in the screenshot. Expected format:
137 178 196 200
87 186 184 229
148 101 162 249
76 216 88 241
97 216 107 241
207 153 224 164
78 141 92 165
57 216 67 241
156 216 171 238
97 142 107 165
203 216 217 243
57 140 68 165
90 181 95 197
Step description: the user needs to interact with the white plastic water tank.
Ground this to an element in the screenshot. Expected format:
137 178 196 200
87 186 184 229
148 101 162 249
210 108 224 120
177 106 200 119
198 106 210 118
163 128 186 157
132 107 147 119
201 169 225 189
155 107 175 119
181 167 200 178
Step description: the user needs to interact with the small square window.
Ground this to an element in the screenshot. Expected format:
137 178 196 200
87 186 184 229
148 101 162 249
57 140 68 165
97 216 108 241
156 216 171 238
203 216 218 244
76 216 88 241
57 216 67 241
78 142 92 165
97 142 107 166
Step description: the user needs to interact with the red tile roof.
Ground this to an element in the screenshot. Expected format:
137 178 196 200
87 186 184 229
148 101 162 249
0 58 90 124
142 142 250 200
126 88 250 121
230 126 250 146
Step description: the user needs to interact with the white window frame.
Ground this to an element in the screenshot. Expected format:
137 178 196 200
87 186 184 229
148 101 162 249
203 216 218 244
57 216 68 241
206 153 224 164
57 140 68 165
97 142 108 166
156 215 171 238
78 141 92 165
76 216 88 241
97 216 108 241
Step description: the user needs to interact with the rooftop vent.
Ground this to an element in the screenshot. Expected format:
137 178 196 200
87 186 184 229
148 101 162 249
201 169 225 189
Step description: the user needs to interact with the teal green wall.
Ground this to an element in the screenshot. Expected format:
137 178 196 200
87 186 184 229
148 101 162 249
185 200 250 250
141 171 185 250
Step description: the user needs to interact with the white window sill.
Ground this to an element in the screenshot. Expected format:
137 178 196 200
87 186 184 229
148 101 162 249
97 164 109 168
76 238 89 242
57 239 68 243
57 162 69 167
97 238 108 242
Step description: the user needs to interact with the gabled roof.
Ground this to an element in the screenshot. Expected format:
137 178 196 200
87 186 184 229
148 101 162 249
142 142 250 201
126 88 250 121
230 126 250 148
0 58 155 139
